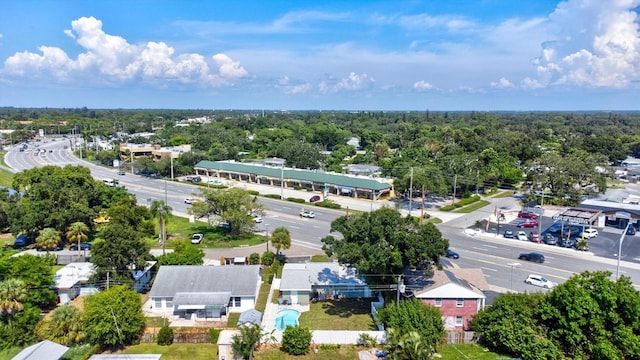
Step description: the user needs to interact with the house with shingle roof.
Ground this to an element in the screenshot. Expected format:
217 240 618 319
412 268 488 330
149 265 261 321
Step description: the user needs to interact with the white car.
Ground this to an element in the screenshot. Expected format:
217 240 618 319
299 209 316 218
581 228 598 239
252 214 263 223
184 198 194 204
191 233 203 244
525 274 555 289
517 231 528 241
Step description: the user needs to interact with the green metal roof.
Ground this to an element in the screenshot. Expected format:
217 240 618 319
194 160 393 191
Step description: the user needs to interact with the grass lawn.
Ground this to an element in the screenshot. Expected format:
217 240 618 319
437 343 508 359
453 200 491 213
122 343 217 360
255 346 360 360
254 269 274 314
152 214 267 249
492 190 515 198
298 299 377 331
0 167 14 188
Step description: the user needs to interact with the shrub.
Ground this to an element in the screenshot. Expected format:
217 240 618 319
357 333 378 347
282 326 312 355
157 325 174 346
293 185 303 190
264 194 282 200
286 197 306 203
249 252 260 265
314 201 342 209
247 190 259 196
440 195 481 211
262 251 275 266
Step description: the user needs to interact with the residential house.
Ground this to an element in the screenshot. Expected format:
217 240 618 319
53 262 97 305
413 268 488 331
131 261 156 293
279 262 372 305
11 340 68 360
149 265 261 320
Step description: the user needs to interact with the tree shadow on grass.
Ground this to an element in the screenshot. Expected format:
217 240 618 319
321 298 373 318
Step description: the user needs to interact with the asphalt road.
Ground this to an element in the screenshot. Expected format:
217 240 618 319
5 137 640 292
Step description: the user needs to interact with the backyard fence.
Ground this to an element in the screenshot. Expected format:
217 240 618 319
444 331 476 344
141 327 215 344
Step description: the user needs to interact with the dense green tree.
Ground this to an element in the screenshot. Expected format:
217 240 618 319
385 328 434 360
273 139 324 169
189 188 265 236
35 305 86 346
157 325 174 345
322 208 447 282
378 298 444 354
270 226 291 255
539 271 640 359
83 285 145 349
0 304 40 349
231 324 261 360
156 242 204 266
0 255 57 309
35 227 61 252
281 325 312 356
0 278 27 318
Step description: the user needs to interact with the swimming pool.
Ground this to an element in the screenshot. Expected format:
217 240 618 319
274 309 300 331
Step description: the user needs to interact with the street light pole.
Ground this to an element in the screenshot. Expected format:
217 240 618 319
265 223 270 253
280 163 284 200
616 222 632 280
508 262 521 292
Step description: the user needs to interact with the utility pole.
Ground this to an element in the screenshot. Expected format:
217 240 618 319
280 163 284 200
106 271 110 290
537 190 544 241
452 174 458 205
170 156 174 180
396 275 403 306
408 167 414 217
420 185 425 225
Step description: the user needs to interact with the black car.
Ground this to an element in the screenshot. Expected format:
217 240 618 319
445 249 460 259
518 252 545 263
627 226 637 236
70 243 92 251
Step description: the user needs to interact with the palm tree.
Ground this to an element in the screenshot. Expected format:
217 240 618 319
0 278 27 326
36 305 86 346
150 200 172 255
385 328 434 360
270 226 291 255
36 227 61 253
67 221 90 256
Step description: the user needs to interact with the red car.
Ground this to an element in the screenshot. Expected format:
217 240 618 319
518 211 538 219
309 195 321 202
518 220 539 228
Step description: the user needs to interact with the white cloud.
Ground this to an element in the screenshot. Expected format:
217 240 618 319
277 76 312 94
528 0 640 88
1 16 247 87
413 80 433 90
319 72 374 93
490 77 513 88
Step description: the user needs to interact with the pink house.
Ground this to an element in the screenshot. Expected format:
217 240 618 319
413 268 488 330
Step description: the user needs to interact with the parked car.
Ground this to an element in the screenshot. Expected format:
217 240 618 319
557 238 575 248
191 233 203 244
309 195 321 203
12 234 31 249
518 220 539 228
445 249 460 259
36 244 64 252
627 226 637 236
525 274 555 289
70 243 92 251
541 234 557 245
518 252 545 263
299 209 316 218
517 231 528 241
581 228 599 239
528 231 540 243
503 230 515 239
518 211 538 219
251 214 263 223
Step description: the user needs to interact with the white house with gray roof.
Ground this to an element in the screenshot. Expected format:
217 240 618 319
149 265 261 320
279 262 372 305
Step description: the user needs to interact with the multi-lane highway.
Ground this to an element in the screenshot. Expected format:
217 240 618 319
5 137 640 292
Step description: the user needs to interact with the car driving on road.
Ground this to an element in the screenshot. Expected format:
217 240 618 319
445 249 460 259
299 209 316 218
518 252 545 263
525 274 555 289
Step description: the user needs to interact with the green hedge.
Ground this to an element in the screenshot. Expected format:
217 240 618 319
247 190 259 196
440 195 481 212
264 194 282 200
314 200 342 209
286 197 306 203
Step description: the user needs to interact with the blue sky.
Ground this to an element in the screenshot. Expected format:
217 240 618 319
0 0 639 111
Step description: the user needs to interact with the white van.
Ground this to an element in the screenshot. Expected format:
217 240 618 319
103 178 116 187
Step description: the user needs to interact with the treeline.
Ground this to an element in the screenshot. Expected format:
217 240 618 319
3 108 640 204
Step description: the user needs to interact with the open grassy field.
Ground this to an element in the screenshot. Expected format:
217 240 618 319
453 200 491 213
121 343 218 360
298 299 378 331
0 167 14 188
